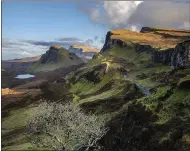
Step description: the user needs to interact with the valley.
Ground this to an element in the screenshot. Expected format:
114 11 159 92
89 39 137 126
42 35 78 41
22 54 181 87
1 27 190 151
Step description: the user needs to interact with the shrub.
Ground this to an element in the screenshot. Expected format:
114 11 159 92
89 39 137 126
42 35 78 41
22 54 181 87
28 101 108 150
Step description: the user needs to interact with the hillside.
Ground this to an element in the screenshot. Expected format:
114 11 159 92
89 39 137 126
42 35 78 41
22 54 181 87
29 45 84 72
67 27 190 150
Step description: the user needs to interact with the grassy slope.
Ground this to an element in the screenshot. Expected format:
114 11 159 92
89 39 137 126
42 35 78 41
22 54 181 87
71 41 190 123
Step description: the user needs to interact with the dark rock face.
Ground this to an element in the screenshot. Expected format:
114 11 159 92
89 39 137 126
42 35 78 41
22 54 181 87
171 40 190 69
153 40 190 69
153 48 174 65
101 32 125 52
135 44 153 52
101 31 113 52
40 46 60 64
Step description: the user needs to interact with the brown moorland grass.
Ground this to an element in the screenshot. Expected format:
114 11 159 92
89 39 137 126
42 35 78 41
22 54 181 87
110 27 190 49
71 44 100 53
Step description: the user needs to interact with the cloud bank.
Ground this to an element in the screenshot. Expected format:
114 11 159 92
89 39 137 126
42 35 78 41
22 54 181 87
80 1 190 31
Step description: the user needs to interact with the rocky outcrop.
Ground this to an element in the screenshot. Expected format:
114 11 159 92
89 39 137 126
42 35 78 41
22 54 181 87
153 40 190 69
101 31 126 52
153 48 174 65
171 40 190 69
40 46 61 64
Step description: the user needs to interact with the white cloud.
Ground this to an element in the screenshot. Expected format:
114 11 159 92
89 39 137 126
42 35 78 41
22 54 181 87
135 1 143 5
90 8 101 23
179 21 190 29
103 1 142 28
81 1 190 30
2 39 48 60
2 37 103 60
129 1 190 29
130 25 141 32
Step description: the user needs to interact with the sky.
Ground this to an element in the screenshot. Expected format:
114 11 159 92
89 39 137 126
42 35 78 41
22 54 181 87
2 1 190 60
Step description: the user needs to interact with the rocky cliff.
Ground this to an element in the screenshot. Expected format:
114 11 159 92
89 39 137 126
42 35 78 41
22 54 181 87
101 27 190 69
40 45 62 64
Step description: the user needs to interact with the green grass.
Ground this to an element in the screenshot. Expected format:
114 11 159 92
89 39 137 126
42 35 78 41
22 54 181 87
137 86 171 113
2 104 53 150
2 105 37 134
137 78 158 90
137 85 190 124
107 46 151 67
89 46 152 70
70 71 124 97
78 85 125 104
2 142 51 151
159 88 190 121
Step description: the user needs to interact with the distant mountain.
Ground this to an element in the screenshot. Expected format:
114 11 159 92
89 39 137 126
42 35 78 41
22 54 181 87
3 56 41 63
2 56 40 73
68 44 99 60
29 45 84 72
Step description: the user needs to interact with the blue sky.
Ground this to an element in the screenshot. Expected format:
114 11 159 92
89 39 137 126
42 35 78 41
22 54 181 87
2 1 108 60
2 1 107 43
2 1 190 60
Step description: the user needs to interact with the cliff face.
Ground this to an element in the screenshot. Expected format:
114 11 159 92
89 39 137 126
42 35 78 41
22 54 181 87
171 40 190 69
101 27 190 69
101 31 126 51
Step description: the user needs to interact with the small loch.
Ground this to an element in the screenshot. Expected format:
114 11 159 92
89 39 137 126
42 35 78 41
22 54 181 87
15 74 35 79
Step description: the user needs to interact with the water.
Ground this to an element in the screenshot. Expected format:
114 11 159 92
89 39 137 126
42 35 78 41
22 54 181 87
124 74 151 96
135 83 151 96
15 74 35 79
